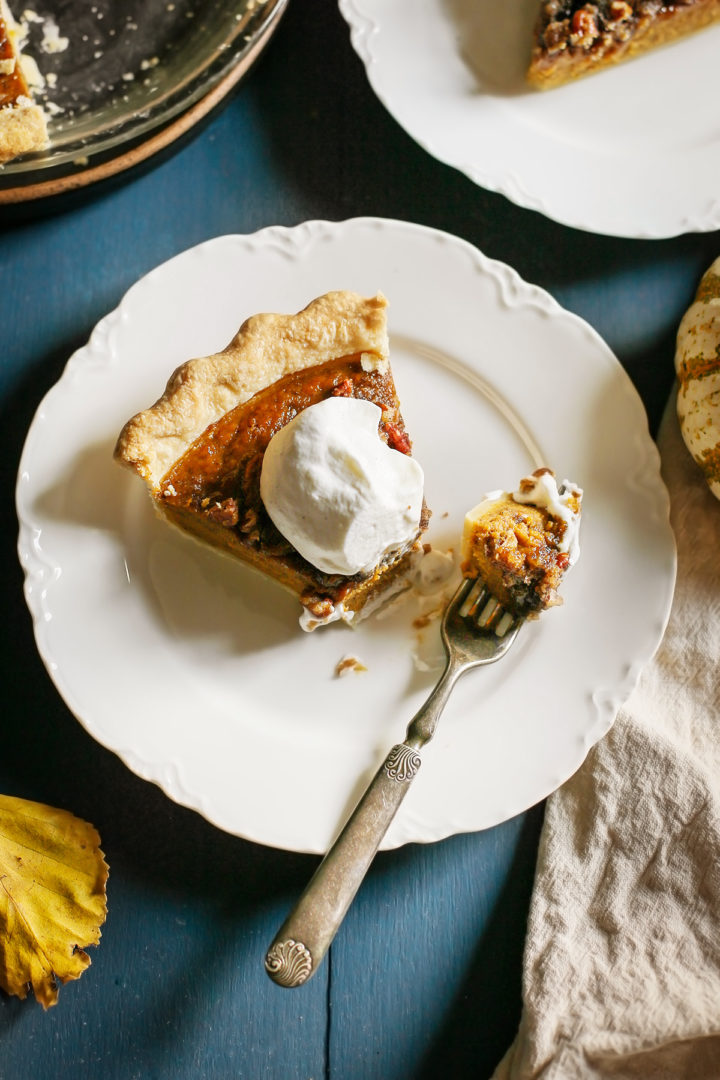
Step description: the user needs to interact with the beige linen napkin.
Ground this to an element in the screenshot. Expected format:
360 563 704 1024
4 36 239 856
494 402 720 1080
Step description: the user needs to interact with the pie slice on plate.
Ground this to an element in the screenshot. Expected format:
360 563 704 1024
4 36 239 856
115 290 430 631
0 0 47 163
528 0 720 90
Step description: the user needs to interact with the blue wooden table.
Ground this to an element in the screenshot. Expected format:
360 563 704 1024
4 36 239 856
1 2 717 1077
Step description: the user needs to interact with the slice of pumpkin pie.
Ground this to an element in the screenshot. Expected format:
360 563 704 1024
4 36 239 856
115 290 430 630
528 0 720 90
0 0 47 164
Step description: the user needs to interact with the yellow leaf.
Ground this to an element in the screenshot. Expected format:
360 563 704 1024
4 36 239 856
0 795 108 1008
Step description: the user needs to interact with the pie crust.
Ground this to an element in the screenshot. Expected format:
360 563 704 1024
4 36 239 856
0 0 47 164
528 0 720 90
115 290 429 629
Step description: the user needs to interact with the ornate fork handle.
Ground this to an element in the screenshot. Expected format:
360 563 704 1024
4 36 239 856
264 741 422 988
264 577 523 989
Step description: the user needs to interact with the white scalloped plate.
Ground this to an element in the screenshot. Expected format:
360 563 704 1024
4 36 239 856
339 0 720 238
17 218 675 853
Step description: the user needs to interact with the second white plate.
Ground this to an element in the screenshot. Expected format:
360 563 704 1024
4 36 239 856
17 218 676 853
339 0 720 238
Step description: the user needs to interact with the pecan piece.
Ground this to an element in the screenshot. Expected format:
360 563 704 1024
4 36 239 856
302 596 336 620
239 507 261 544
331 378 354 398
384 422 412 454
543 18 570 54
569 5 600 48
240 507 258 533
608 0 633 21
518 468 552 495
206 497 239 527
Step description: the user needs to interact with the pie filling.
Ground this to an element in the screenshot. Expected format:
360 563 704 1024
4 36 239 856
529 0 720 88
461 470 582 616
463 502 569 614
158 353 429 616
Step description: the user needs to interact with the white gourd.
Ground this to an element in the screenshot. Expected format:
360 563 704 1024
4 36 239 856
674 256 720 501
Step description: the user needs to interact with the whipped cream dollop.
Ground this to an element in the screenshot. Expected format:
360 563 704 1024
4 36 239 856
259 396 424 577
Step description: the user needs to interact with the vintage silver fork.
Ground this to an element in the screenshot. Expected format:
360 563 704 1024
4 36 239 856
264 574 524 988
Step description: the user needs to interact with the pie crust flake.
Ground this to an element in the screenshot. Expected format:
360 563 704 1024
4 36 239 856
115 290 429 629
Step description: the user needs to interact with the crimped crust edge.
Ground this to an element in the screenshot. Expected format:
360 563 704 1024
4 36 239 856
114 289 389 490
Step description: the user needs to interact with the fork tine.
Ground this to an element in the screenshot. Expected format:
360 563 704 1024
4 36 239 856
457 576 487 618
454 574 519 638
477 594 502 629
493 610 516 638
